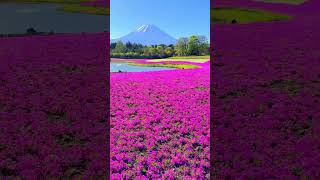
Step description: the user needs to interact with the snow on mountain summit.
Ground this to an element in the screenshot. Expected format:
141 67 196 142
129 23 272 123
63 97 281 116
136 24 159 33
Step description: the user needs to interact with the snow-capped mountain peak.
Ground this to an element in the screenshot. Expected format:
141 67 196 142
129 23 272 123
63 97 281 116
136 24 158 33
111 24 176 45
136 25 149 32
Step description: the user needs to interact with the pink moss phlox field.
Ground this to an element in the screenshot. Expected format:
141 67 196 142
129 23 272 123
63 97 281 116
212 0 320 178
111 61 210 178
0 33 109 178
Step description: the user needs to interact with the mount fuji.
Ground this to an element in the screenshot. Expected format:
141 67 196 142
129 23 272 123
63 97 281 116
111 24 177 45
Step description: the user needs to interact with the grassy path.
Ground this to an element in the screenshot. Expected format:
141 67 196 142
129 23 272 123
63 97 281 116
127 62 200 69
58 4 109 15
211 7 291 24
255 0 307 5
147 59 209 63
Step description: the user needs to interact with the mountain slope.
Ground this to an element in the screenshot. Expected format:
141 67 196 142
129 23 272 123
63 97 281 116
111 24 177 45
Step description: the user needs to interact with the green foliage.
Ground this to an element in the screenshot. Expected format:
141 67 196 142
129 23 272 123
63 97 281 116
0 0 109 15
185 35 209 56
165 46 174 57
0 0 87 3
255 0 306 5
198 36 210 55
187 36 201 56
59 5 109 15
175 37 188 56
211 8 291 24
111 35 210 59
113 41 125 53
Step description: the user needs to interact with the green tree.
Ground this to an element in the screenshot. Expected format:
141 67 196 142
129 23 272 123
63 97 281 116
110 42 117 49
143 46 151 57
113 41 125 53
125 42 133 52
174 37 188 56
156 45 165 58
165 46 174 57
149 46 157 57
187 35 201 56
198 35 210 55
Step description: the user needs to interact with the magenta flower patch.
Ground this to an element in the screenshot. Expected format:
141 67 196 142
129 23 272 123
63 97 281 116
0 33 109 178
212 0 320 178
110 62 210 179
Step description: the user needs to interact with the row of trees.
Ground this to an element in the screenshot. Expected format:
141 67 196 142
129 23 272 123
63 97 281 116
111 35 209 59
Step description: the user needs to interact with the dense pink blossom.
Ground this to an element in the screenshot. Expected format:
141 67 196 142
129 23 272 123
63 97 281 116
110 61 210 178
212 0 320 178
0 32 109 177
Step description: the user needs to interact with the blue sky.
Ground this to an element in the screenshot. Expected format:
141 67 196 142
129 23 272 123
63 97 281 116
111 0 209 40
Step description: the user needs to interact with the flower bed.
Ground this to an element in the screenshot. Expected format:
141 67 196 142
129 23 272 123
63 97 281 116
212 0 320 178
110 62 210 178
0 33 109 178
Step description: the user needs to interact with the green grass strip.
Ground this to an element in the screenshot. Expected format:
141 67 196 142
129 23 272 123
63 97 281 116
167 56 210 59
255 0 307 5
211 8 291 24
0 0 88 4
127 62 200 69
0 0 109 15
148 59 209 63
59 4 109 15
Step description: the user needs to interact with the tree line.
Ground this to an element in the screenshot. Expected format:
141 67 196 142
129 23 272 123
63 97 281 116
111 35 209 59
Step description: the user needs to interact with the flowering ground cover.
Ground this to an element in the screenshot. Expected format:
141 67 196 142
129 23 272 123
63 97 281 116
0 33 109 178
212 0 320 178
111 60 210 178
